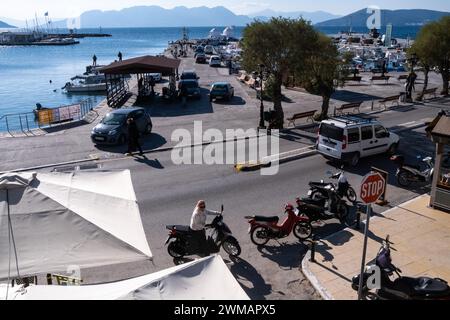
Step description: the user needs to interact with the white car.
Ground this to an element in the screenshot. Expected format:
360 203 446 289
209 56 222 67
149 73 162 82
316 115 400 166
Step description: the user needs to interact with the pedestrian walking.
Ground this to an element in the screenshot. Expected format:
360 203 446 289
92 54 97 66
149 76 156 95
125 118 143 156
118 51 123 61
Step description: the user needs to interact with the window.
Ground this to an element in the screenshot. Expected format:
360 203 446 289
347 128 360 143
375 125 388 138
319 123 344 141
361 126 373 140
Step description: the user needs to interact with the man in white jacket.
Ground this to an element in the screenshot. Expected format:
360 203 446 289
190 200 220 253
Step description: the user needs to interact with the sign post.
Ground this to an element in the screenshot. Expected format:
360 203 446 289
358 172 386 300
372 167 389 206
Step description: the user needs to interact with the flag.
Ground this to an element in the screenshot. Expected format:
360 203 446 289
44 12 49 16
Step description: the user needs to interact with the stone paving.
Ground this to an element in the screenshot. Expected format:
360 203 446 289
302 195 450 300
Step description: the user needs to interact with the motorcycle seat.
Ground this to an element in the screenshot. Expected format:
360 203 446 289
413 277 450 295
403 164 421 171
298 202 326 213
301 197 326 205
251 216 279 223
166 225 191 233
309 182 329 187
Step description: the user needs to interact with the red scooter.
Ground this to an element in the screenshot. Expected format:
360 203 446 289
245 204 313 246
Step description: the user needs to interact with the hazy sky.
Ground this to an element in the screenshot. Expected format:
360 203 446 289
2 0 450 20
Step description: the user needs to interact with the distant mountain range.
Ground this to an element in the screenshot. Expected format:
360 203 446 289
316 8 450 27
0 20 15 28
2 7 450 29
249 9 341 24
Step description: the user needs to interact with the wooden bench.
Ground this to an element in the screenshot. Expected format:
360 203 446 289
370 76 391 84
379 95 401 109
423 87 438 100
334 101 363 115
397 75 409 81
245 77 256 88
237 73 248 83
286 110 316 127
344 76 362 83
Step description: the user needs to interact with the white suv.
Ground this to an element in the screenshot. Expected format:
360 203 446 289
316 115 400 166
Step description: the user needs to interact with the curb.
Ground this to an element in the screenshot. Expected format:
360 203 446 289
300 194 428 300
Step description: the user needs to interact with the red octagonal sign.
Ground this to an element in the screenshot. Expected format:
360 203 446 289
360 172 386 204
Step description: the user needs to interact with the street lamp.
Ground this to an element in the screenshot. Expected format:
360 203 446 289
258 64 266 130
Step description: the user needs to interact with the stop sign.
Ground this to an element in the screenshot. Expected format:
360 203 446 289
360 172 386 204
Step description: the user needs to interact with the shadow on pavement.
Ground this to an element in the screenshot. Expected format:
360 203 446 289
332 90 384 103
255 241 308 271
213 96 246 106
95 132 167 155
134 156 165 169
227 256 272 300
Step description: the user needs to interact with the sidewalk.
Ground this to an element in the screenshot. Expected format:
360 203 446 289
302 194 450 300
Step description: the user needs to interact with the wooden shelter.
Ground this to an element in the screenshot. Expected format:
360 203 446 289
99 55 180 108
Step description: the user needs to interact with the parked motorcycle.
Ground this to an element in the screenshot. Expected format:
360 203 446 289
308 169 357 204
390 155 434 187
165 206 241 258
352 235 450 300
245 204 313 246
298 175 350 224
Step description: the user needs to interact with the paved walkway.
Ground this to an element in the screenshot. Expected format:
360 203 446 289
302 194 450 300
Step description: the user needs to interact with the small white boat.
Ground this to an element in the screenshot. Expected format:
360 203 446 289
63 74 106 93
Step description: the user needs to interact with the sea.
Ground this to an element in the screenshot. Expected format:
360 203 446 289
0 26 422 131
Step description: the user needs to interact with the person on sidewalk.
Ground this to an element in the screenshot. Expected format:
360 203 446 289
189 200 220 254
125 118 143 156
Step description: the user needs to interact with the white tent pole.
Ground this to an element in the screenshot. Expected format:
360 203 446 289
7 189 21 280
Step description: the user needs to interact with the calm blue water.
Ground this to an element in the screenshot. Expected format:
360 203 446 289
0 25 422 130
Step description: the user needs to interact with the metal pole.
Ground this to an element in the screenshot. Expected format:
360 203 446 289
258 66 266 130
358 204 371 300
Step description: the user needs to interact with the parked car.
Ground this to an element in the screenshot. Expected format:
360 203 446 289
204 45 214 55
209 55 222 67
195 53 207 64
178 80 201 99
316 115 400 166
180 70 199 81
209 82 234 102
91 107 152 145
149 73 162 82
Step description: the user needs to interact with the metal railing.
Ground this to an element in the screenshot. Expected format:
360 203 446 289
0 100 94 136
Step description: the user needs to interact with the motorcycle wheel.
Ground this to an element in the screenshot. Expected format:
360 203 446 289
346 187 357 203
397 171 413 187
293 222 313 240
337 204 349 224
250 226 270 246
167 240 185 258
222 237 241 257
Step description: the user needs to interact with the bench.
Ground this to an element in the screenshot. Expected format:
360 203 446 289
370 76 391 84
237 73 248 83
286 110 316 127
379 95 401 109
344 76 362 83
334 101 363 115
397 75 408 81
423 87 438 100
245 77 256 88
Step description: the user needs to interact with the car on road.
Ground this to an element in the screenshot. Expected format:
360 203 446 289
316 115 400 166
178 79 201 99
204 45 214 55
91 107 152 145
195 53 207 64
209 82 234 102
180 70 199 81
209 55 222 67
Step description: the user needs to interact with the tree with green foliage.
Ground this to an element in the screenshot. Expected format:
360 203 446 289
241 18 318 129
413 16 450 96
296 34 348 120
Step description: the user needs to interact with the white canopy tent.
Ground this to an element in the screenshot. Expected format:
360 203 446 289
1 255 249 300
0 170 152 281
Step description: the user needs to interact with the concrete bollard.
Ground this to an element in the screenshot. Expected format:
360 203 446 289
309 235 317 263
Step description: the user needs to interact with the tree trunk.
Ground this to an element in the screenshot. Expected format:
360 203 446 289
442 69 449 96
416 67 429 101
270 76 285 129
319 95 331 120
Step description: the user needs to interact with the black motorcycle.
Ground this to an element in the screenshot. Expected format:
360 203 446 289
297 181 350 224
352 235 450 300
308 170 357 204
165 206 241 258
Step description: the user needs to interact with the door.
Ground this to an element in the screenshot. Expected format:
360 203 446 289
373 125 391 154
360 125 377 157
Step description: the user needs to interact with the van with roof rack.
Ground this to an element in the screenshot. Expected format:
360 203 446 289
316 115 400 166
